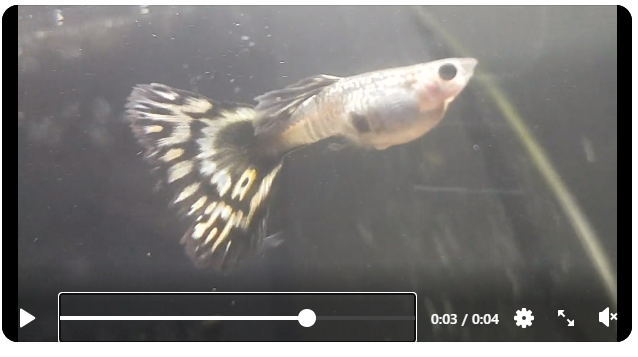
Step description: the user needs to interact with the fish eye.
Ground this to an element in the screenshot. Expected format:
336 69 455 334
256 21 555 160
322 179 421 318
438 64 457 81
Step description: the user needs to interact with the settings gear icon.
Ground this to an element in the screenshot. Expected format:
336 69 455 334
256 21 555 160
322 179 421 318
514 308 534 328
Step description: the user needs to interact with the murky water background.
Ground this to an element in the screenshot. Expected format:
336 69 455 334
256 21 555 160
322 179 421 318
17 6 617 341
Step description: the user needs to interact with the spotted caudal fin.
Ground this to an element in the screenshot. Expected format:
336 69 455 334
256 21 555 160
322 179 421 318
126 83 284 272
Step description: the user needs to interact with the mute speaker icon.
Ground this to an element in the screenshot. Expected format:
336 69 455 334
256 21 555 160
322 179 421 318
599 307 609 327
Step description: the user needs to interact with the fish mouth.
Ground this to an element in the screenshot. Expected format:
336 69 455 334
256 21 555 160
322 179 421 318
458 58 478 76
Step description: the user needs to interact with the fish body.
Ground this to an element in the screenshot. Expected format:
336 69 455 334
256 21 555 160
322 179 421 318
125 57 477 272
256 58 477 153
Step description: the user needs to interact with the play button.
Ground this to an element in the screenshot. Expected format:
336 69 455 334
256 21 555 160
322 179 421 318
20 309 35 328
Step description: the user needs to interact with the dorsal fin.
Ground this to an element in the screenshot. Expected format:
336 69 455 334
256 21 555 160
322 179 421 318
253 74 341 136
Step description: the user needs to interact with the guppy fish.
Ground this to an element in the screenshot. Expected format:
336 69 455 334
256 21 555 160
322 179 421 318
125 57 477 272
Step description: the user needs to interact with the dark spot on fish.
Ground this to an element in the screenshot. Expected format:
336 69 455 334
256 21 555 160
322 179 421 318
438 63 457 81
191 119 207 132
350 112 371 133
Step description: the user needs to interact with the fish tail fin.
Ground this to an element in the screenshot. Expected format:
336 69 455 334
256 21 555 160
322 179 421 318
126 83 284 272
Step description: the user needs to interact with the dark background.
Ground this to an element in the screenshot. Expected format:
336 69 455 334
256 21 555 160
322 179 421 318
15 6 618 341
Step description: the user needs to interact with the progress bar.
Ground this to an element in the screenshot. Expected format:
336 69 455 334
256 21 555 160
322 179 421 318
58 292 417 341
59 310 416 326
60 309 318 327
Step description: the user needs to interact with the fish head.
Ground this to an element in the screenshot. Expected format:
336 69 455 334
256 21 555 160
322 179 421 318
354 58 477 150
411 57 477 112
